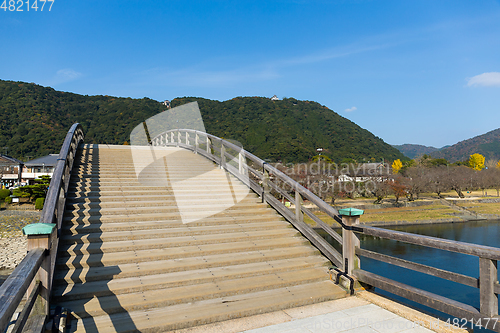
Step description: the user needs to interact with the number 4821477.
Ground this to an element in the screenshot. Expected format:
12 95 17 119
1 0 54 11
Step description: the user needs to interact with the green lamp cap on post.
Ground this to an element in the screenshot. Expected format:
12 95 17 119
22 223 56 236
338 208 364 217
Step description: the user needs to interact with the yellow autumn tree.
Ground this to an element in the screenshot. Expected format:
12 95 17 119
468 153 485 171
496 160 500 169
392 159 403 174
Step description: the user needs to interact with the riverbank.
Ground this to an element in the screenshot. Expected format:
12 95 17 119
305 195 500 228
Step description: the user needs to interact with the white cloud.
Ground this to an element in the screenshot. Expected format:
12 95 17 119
344 106 357 112
52 68 83 85
467 72 500 87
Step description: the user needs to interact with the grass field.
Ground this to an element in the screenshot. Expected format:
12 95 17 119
302 201 459 226
453 201 500 215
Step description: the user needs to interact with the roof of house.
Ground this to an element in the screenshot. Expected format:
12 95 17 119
0 154 23 165
24 154 59 167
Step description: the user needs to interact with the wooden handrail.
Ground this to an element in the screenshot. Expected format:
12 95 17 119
357 224 500 260
0 249 45 332
0 124 84 333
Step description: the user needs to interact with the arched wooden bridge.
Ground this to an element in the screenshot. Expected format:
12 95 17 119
1 124 500 332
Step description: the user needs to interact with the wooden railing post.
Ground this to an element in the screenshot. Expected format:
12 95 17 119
262 165 270 204
206 136 211 154
177 130 181 147
479 258 498 317
238 151 244 175
220 140 226 169
295 188 303 223
23 223 57 316
185 132 189 146
195 131 199 154
339 208 363 276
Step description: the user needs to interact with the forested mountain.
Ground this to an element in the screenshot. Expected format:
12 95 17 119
430 128 500 163
392 144 439 159
0 79 405 163
0 80 163 158
171 97 404 163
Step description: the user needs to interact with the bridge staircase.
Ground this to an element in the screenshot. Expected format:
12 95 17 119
52 144 346 332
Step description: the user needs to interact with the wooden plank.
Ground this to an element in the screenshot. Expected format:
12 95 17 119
11 282 40 333
246 165 263 180
21 315 46 333
265 195 343 267
306 210 343 245
354 269 479 318
359 225 500 260
264 173 329 236
356 248 479 288
0 249 45 333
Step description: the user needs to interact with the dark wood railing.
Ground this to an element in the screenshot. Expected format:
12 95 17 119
0 123 84 333
152 128 500 332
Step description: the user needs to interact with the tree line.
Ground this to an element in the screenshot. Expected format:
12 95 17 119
271 153 500 205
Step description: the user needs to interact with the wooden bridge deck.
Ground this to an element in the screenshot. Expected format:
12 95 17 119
52 144 346 332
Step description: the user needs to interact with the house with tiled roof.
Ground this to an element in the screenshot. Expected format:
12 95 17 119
0 154 24 188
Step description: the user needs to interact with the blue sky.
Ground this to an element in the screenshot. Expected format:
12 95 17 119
1 0 500 148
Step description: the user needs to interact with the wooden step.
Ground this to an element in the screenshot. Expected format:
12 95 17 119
68 281 345 333
52 257 330 301
54 246 322 283
57 238 307 269
61 219 286 235
60 268 332 319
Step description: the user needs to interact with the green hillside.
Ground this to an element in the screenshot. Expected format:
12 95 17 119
0 79 404 163
431 128 500 162
0 80 163 158
172 97 404 163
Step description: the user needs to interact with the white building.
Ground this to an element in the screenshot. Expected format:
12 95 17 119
22 154 58 185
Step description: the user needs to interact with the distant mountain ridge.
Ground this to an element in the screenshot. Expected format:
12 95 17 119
0 79 405 163
392 144 439 159
393 129 500 162
431 128 500 163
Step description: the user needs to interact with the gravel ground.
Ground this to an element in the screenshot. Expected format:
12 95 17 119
0 209 41 270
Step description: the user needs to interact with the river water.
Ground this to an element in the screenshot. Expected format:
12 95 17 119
321 219 500 330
